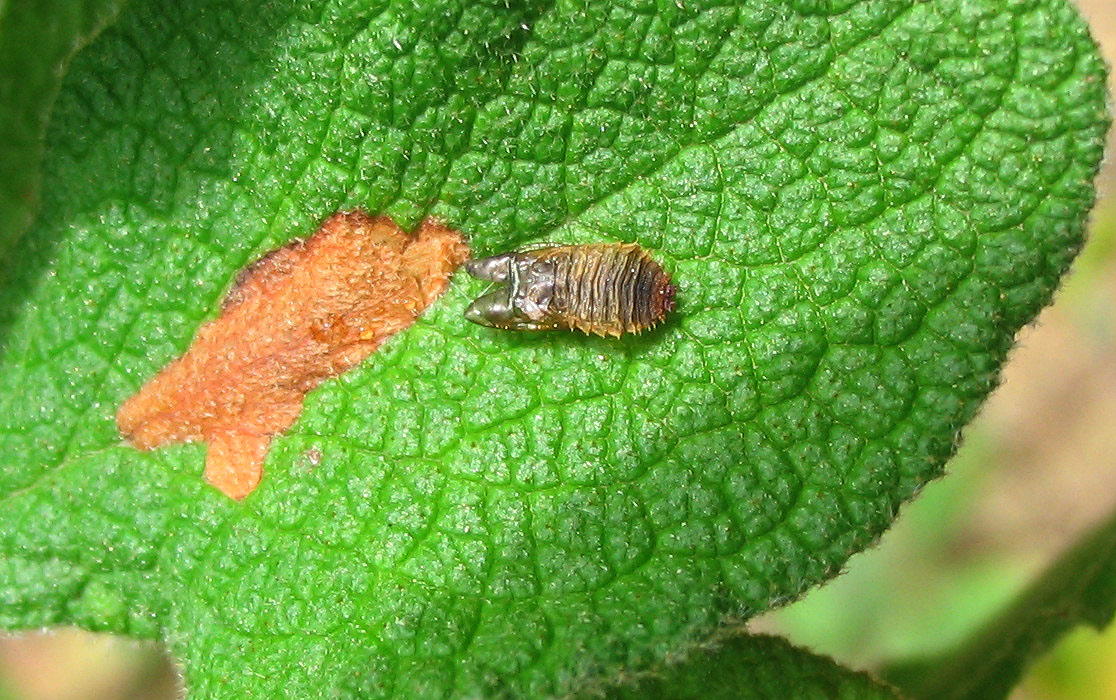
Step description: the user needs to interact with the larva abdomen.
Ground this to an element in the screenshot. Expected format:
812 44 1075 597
544 244 672 336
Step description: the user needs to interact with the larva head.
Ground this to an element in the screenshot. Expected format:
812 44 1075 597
464 252 525 329
464 251 558 331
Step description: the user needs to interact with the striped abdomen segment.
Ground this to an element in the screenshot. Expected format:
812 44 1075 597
542 243 675 336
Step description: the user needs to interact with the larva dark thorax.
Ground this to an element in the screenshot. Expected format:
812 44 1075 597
464 243 675 337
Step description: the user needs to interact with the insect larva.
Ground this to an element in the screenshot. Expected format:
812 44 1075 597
463 242 675 337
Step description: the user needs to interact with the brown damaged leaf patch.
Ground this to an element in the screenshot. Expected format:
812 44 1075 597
117 211 469 500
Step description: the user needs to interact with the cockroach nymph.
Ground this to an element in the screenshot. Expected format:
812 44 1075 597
463 243 676 337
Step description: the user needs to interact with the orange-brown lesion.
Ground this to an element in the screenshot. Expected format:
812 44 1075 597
116 210 470 500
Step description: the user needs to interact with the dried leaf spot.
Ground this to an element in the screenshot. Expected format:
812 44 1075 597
117 211 469 500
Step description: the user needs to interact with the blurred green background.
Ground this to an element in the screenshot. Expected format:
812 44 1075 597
2 2 1114 698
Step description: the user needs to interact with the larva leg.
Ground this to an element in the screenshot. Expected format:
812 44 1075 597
464 253 516 282
464 286 523 329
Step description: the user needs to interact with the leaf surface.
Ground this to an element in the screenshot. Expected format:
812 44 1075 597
0 0 1108 697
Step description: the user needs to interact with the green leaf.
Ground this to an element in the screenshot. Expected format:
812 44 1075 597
884 507 1116 700
0 0 128 258
605 633 903 699
0 0 1108 698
